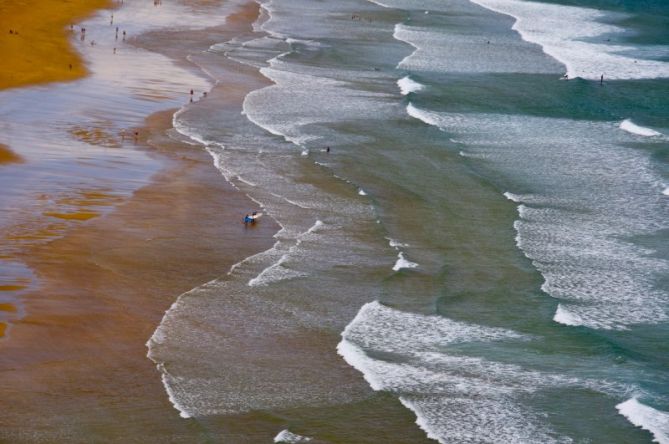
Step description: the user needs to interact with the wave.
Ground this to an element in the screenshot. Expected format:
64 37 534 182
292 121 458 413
274 429 313 443
616 398 669 444
468 0 669 80
397 75 425 95
620 119 662 137
503 191 522 203
407 109 669 330
248 220 323 286
406 103 441 128
336 301 589 443
392 24 420 70
392 251 418 271
553 304 583 327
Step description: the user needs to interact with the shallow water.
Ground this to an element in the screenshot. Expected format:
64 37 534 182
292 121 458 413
149 0 669 442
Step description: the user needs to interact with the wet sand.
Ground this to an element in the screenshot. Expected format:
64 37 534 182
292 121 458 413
0 1 282 441
0 107 279 441
0 144 23 164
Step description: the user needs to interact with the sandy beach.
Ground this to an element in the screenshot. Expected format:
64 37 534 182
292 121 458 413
0 0 280 441
0 0 111 90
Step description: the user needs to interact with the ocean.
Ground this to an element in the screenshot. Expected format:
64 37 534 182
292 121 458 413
142 0 669 442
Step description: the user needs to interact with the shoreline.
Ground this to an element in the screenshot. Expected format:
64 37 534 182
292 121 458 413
0 1 281 440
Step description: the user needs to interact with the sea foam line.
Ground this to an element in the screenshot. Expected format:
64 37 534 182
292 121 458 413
617 398 669 444
247 220 323 286
619 119 662 137
467 0 669 80
393 23 420 70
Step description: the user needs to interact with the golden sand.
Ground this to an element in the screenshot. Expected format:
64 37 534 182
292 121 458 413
0 0 110 90
0 303 18 313
43 211 100 221
0 144 23 164
0 286 26 293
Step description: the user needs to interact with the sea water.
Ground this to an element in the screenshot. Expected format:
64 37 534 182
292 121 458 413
148 0 669 442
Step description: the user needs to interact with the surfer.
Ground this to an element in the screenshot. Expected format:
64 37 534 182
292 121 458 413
243 214 253 225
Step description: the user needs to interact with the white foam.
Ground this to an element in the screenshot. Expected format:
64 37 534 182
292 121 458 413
406 103 441 128
620 119 662 137
468 0 669 80
397 76 425 95
663 187 669 197
248 220 323 286
366 0 393 8
358 188 368 196
158 364 192 419
392 252 419 271
307 220 324 234
617 398 669 444
387 238 408 249
553 304 583 327
274 429 313 443
503 191 522 203
393 24 420 70
337 302 581 443
410 108 669 330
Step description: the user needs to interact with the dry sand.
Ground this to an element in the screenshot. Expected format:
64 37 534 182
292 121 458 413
0 0 111 90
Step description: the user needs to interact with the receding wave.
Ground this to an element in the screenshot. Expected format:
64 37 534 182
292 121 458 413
468 0 669 80
408 107 669 330
616 398 669 444
337 301 630 443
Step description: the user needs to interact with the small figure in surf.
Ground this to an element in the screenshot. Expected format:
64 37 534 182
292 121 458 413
243 214 254 225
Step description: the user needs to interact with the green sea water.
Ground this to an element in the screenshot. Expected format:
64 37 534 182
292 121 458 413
148 0 669 442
